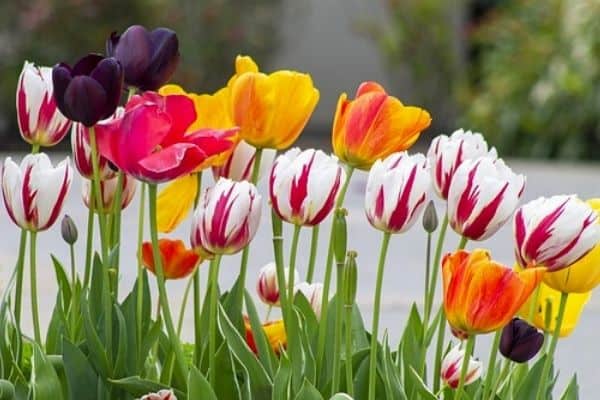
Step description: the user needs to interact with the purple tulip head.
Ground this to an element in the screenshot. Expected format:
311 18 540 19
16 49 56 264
499 318 544 363
52 54 123 127
106 25 180 91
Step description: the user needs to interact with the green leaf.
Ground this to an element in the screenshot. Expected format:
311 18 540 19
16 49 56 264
329 394 354 400
409 367 438 400
112 305 128 378
561 375 579 400
382 337 406 400
272 352 292 400
30 343 63 400
515 355 553 400
0 380 15 400
62 339 99 400
187 366 217 400
81 298 111 378
401 304 425 398
294 379 324 400
50 255 71 306
212 342 242 400
244 291 275 376
109 376 184 398
88 254 105 322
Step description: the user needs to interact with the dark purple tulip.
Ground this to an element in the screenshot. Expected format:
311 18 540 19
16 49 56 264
499 318 544 363
52 54 124 127
106 25 179 91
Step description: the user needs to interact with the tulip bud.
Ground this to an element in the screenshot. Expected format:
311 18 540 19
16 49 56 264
499 318 544 363
422 200 438 233
441 344 482 389
82 174 137 213
334 208 348 265
257 262 298 307
270 148 346 226
213 140 277 182
61 215 78 245
141 389 177 400
344 251 358 306
294 281 324 318
365 152 431 234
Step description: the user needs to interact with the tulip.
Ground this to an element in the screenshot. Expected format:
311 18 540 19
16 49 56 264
422 200 439 233
2 153 72 232
427 129 497 200
82 174 137 213
61 215 78 245
294 282 324 318
499 318 544 363
441 344 482 389
257 262 298 306
52 54 123 126
244 318 287 354
229 55 320 149
514 195 600 272
364 152 431 233
16 61 71 147
270 148 346 226
107 25 179 91
447 157 525 241
519 280 590 337
213 140 276 182
94 91 237 183
332 81 431 170
190 178 261 255
141 238 201 280
140 390 177 400
442 249 544 337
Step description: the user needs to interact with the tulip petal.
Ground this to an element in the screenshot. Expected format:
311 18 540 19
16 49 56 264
138 143 207 183
157 174 198 233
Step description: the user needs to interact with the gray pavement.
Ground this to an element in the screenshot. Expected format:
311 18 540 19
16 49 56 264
1 154 599 397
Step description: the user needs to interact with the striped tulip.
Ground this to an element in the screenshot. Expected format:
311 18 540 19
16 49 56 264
81 173 137 213
257 262 298 306
447 157 525 241
441 344 482 389
514 195 600 272
17 61 72 147
270 148 345 226
213 140 276 182
2 153 72 231
140 390 177 400
427 129 497 200
294 281 324 318
190 178 261 255
364 152 431 233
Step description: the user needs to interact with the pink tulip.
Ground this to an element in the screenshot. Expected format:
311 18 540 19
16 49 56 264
441 344 482 389
82 174 137 212
212 140 276 182
257 262 298 306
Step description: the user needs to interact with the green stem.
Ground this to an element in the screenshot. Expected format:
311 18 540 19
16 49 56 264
148 184 187 385
455 335 476 400
535 292 568 400
331 258 346 394
193 267 201 367
30 231 41 344
306 225 319 282
265 305 272 323
69 243 77 339
177 273 195 336
13 230 27 329
83 193 94 288
344 302 354 396
31 143 40 154
425 214 448 322
367 232 391 400
194 172 202 209
208 255 222 388
419 231 433 380
433 310 446 393
110 171 124 297
458 236 468 250
136 183 146 364
487 358 511 400
250 148 263 184
482 329 502 399
288 225 301 302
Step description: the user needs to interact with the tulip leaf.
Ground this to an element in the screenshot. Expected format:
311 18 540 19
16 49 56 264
561 374 579 400
88 254 105 323
30 343 63 400
112 305 128 378
408 367 438 400
0 380 15 400
50 255 72 307
383 336 407 399
244 291 276 376
293 379 323 400
515 355 554 400
272 352 292 400
401 304 425 398
45 293 68 355
81 297 111 378
213 341 242 399
187 366 217 400
109 376 184 398
353 351 385 399
62 339 98 400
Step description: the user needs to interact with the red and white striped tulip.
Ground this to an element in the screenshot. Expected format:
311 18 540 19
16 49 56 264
447 157 525 241
514 195 600 272
294 281 324 318
257 262 298 306
16 61 71 147
212 140 276 182
82 174 137 213
270 148 346 226
365 152 431 233
441 344 482 389
427 129 497 200
190 178 261 255
141 390 177 400
2 153 72 231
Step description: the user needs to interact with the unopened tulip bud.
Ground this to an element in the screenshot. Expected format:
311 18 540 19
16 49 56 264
441 344 482 389
257 262 298 306
295 281 324 318
61 215 78 245
141 389 177 400
422 200 438 233
344 251 358 306
499 318 544 363
334 208 348 265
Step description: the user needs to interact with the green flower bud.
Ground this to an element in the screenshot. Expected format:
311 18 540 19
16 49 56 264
422 200 438 233
334 208 348 265
344 251 358 306
61 214 78 245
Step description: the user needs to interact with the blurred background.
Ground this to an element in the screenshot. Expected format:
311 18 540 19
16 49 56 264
1 0 599 158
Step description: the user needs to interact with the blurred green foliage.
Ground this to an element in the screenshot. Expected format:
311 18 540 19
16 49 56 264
0 0 281 149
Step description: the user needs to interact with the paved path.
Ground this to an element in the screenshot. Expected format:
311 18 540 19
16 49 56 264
1 154 599 396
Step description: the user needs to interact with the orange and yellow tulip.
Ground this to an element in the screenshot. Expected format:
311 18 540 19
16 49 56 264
332 81 431 170
244 318 287 355
141 238 201 280
442 249 544 337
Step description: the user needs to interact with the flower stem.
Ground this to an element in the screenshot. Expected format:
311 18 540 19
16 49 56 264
136 182 146 364
455 335 476 400
177 272 195 336
110 171 124 297
251 148 263 184
83 192 94 288
193 266 201 367
208 255 222 388
482 329 502 399
331 256 346 394
148 184 187 385
425 214 448 323
288 225 301 301
29 231 41 344
265 305 272 323
535 292 568 400
69 242 77 339
344 301 354 396
13 230 27 329
487 358 511 400
458 236 468 251
306 225 319 282
367 232 391 400
423 232 432 323
433 311 446 393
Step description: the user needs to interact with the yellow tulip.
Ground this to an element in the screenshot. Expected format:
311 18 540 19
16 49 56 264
156 174 198 233
543 199 600 293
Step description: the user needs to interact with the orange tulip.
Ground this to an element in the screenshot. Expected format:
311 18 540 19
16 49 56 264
244 318 287 355
442 249 544 337
332 81 431 170
141 238 201 280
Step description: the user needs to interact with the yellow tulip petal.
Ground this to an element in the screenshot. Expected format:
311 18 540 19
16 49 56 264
195 87 234 130
156 175 198 233
159 84 186 96
236 55 259 74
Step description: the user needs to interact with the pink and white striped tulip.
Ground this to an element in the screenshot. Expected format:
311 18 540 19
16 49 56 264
270 148 346 226
257 262 298 306
441 344 482 389
514 195 600 271
2 153 72 231
365 152 431 233
16 62 72 147
141 390 177 400
427 129 497 200
81 174 137 212
212 140 276 182
190 178 261 255
294 281 324 318
447 157 525 241
71 122 116 180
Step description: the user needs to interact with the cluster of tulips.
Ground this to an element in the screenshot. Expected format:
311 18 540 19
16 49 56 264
0 23 598 400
